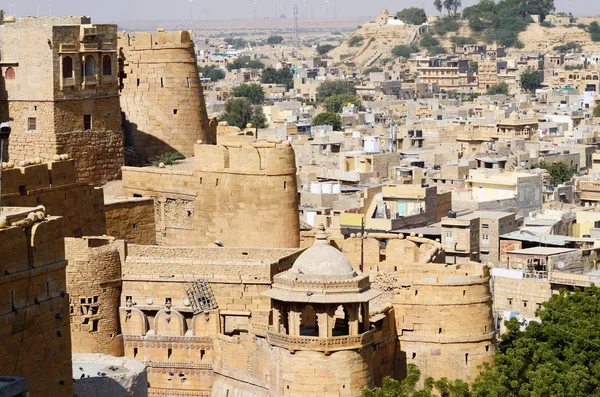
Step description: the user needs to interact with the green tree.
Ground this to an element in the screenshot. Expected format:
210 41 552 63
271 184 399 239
267 35 284 45
486 82 510 95
261 67 294 90
434 0 443 15
420 33 440 49
224 37 247 48
312 112 342 131
316 80 356 101
363 364 470 397
434 16 461 35
472 286 600 396
553 42 582 53
323 93 362 113
347 35 364 47
533 161 578 184
220 98 267 129
198 65 226 82
589 22 600 42
520 69 543 92
392 44 420 58
451 36 477 46
233 83 265 105
522 0 555 18
227 57 265 71
468 61 479 73
593 104 600 117
316 44 336 54
396 8 427 25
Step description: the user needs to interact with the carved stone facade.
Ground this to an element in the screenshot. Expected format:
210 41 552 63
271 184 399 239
0 16 124 184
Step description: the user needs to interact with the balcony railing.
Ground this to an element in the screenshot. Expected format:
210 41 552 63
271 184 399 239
266 329 375 353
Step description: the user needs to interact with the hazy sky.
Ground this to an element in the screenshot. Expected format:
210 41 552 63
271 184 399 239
4 0 599 23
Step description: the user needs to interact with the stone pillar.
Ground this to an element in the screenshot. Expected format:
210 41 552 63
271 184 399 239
327 306 334 337
288 304 301 336
272 306 280 333
361 302 370 333
317 310 329 338
349 304 359 336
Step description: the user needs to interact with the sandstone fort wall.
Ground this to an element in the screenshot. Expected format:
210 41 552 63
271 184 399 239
392 262 495 383
105 197 157 245
0 214 73 397
1 160 107 237
119 30 212 159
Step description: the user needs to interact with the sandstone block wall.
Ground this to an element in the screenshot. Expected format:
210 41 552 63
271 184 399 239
493 276 552 319
121 139 301 248
119 30 212 159
65 237 123 356
211 334 395 397
1 160 107 237
392 262 494 383
0 214 73 397
0 18 124 185
105 198 157 245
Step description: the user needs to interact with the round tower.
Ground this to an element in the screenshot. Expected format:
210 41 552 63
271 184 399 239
65 237 123 356
392 262 494 383
118 30 213 160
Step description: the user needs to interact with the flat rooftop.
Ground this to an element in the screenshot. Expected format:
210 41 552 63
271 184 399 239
507 247 578 256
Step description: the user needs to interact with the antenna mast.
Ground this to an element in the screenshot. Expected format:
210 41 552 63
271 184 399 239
293 4 299 52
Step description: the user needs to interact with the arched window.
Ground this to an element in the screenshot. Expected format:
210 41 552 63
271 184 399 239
85 57 96 77
102 55 112 76
5 67 15 80
62 56 73 79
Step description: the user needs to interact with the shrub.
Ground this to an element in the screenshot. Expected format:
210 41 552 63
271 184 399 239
266 35 284 45
226 57 265 71
486 82 510 95
553 42 582 53
540 20 555 28
564 65 584 70
420 33 440 49
316 44 335 54
363 66 383 74
427 45 447 55
316 80 356 101
220 98 268 129
593 105 600 118
469 61 479 73
323 93 362 113
233 83 265 105
151 152 185 166
347 35 364 47
451 35 477 46
198 65 225 82
434 16 460 36
521 69 543 92
392 44 419 58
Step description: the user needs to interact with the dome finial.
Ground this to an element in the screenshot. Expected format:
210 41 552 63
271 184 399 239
315 223 328 243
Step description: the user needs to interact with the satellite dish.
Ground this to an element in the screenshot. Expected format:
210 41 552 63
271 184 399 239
557 261 565 270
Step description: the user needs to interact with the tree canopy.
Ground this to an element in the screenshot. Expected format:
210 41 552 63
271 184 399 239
224 37 247 48
392 44 420 58
267 35 284 45
323 93 362 113
316 80 356 101
226 57 265 71
312 112 342 131
233 83 265 105
593 104 600 118
261 67 294 90
486 82 510 96
363 364 470 397
198 65 225 82
472 285 600 396
220 98 267 129
520 69 543 92
589 22 600 42
316 44 336 55
396 8 427 25
533 161 578 185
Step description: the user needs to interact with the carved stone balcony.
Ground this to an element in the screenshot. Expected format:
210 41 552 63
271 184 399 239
265 329 375 354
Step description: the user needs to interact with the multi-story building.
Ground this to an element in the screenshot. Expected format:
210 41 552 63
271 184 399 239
0 16 124 184
417 57 475 91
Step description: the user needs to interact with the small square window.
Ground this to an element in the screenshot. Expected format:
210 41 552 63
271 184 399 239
84 114 92 130
27 117 37 131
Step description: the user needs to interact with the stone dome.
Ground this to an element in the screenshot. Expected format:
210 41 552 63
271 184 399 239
509 111 519 120
291 224 356 279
